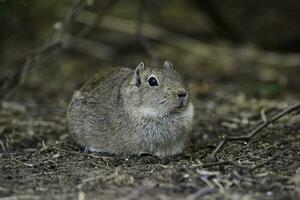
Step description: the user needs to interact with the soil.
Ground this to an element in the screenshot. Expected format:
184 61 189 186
1 56 300 200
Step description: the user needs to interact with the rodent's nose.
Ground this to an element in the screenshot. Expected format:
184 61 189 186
177 92 187 98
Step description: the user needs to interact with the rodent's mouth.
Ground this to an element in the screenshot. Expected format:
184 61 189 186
160 96 188 112
175 104 184 109
174 100 186 109
171 104 187 114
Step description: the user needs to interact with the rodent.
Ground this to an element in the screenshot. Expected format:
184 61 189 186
66 61 194 157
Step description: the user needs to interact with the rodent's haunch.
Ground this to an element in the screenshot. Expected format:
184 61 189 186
66 61 194 157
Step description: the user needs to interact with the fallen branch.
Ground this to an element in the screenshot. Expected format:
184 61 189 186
0 0 86 101
203 150 280 171
211 103 300 158
77 0 119 38
136 0 160 65
62 33 115 60
62 7 300 68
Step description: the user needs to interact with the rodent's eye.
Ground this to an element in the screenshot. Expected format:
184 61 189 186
148 77 159 87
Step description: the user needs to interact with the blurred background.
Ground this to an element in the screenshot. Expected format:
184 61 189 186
1 2 300 198
0 0 300 106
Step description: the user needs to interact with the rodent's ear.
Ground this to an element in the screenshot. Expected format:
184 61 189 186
133 62 145 86
163 60 173 69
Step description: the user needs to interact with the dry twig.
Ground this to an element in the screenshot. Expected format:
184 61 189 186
136 0 159 65
211 103 300 158
78 0 119 38
202 103 300 170
69 9 300 68
203 151 280 171
0 0 86 101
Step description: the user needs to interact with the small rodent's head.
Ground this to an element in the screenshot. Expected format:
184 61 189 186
124 61 190 115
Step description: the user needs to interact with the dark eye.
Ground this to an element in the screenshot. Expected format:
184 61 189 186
148 77 159 87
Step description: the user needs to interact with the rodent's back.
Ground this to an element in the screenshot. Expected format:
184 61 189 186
80 67 132 99
66 67 133 152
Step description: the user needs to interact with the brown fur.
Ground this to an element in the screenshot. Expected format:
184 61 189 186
66 62 194 157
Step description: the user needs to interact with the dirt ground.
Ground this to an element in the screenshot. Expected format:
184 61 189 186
0 55 300 200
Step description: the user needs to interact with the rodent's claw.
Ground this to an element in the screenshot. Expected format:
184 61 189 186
138 152 158 158
83 146 91 153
